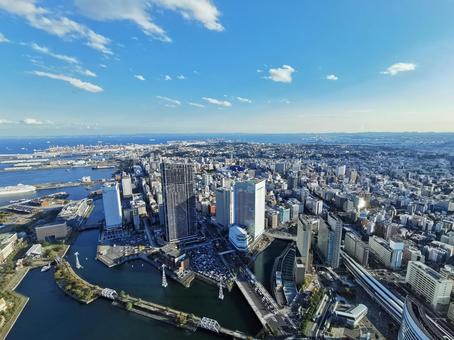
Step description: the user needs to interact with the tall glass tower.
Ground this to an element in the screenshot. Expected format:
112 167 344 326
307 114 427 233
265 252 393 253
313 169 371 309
160 162 196 242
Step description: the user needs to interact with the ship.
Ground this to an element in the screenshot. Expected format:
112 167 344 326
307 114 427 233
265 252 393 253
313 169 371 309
92 164 115 169
0 184 36 196
41 263 52 272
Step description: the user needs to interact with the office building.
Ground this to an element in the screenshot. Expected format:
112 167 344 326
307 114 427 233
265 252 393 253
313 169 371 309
35 222 70 242
317 213 342 269
297 215 315 271
405 261 453 312
336 165 346 177
233 179 266 240
369 236 403 270
344 232 369 266
294 257 305 284
102 183 123 229
161 163 196 242
121 172 133 198
215 188 234 229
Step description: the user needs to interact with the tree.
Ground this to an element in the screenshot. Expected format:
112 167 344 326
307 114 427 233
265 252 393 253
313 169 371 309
126 302 133 311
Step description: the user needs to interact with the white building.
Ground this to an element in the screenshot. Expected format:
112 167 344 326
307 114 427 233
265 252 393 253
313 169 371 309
215 188 234 229
369 236 403 270
406 261 453 312
336 165 346 177
344 232 369 267
121 173 133 198
233 179 265 240
103 183 123 229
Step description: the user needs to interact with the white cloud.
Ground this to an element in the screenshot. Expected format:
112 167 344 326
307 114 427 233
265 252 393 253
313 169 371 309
154 0 224 32
0 0 112 54
0 118 14 124
188 102 204 108
202 97 232 107
176 74 185 80
74 0 224 43
30 42 79 64
268 65 295 83
21 118 44 125
82 69 96 77
156 95 181 105
164 75 172 81
0 32 9 43
236 96 252 103
31 71 103 93
381 62 416 76
326 74 338 81
75 0 170 42
134 74 146 81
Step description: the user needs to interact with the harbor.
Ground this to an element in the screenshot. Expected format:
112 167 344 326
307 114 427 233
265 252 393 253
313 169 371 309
53 259 255 339
7 229 262 340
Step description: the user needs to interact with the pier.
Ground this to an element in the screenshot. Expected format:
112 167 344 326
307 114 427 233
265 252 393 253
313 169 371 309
35 179 108 191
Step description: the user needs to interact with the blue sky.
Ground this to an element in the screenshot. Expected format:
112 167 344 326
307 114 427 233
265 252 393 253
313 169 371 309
0 0 453 136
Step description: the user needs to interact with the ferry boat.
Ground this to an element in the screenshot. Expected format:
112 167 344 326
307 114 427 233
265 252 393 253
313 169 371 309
0 184 36 196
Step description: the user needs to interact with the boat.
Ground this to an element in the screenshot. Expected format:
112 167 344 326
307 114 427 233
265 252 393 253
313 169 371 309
0 184 36 196
92 164 115 169
41 263 52 272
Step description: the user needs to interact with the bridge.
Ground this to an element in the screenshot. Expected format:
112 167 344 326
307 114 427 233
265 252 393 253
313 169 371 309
340 251 404 322
234 267 296 336
264 231 297 241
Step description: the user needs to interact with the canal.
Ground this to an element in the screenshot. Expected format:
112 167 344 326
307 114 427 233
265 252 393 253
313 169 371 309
7 203 266 340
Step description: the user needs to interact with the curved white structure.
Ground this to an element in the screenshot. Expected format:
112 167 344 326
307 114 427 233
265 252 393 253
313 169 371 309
229 225 250 252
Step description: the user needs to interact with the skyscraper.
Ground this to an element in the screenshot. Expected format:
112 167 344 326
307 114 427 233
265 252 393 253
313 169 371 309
161 163 196 242
121 172 133 198
216 188 234 229
102 183 123 229
317 213 342 268
233 179 266 239
297 215 315 271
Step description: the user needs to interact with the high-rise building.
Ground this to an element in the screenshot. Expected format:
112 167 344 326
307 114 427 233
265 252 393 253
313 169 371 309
369 236 403 270
121 172 133 198
336 165 346 177
102 183 123 229
161 163 196 242
233 179 266 240
344 232 369 267
215 188 234 229
317 213 342 268
297 215 315 271
405 261 453 312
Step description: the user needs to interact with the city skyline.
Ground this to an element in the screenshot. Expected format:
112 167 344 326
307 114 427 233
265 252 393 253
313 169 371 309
1 1 454 136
